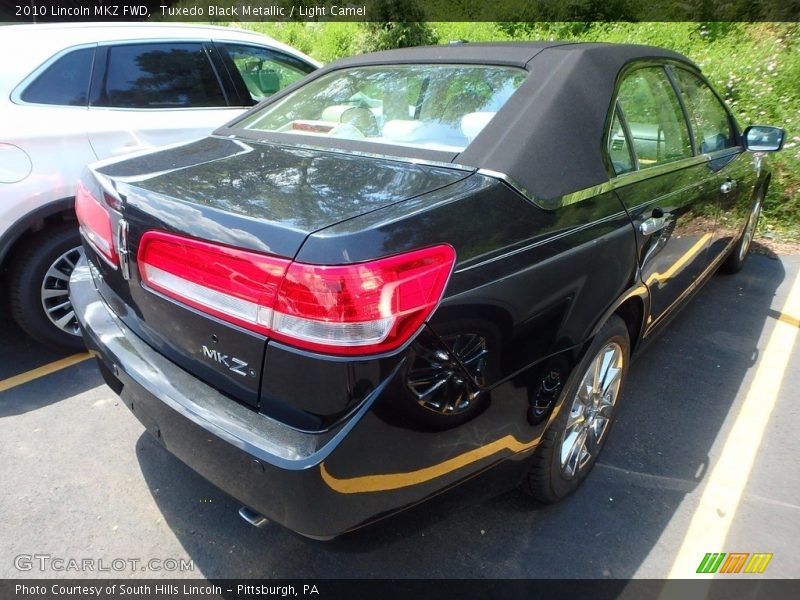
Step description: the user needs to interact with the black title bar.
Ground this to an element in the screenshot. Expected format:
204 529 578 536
3 579 800 600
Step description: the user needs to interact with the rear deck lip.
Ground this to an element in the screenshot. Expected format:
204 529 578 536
69 257 399 471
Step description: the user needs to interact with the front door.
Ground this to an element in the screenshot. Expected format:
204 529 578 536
610 66 719 329
668 66 759 262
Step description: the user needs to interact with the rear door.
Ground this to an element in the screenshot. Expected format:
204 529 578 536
6 45 99 202
85 41 246 159
610 65 719 329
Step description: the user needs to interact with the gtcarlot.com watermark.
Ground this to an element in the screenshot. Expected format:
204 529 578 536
14 554 194 573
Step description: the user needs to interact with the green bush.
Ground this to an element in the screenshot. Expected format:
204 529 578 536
235 21 799 238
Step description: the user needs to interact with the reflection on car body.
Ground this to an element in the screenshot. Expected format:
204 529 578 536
70 42 784 539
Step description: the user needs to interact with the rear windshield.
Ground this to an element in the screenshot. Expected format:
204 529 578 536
236 64 527 153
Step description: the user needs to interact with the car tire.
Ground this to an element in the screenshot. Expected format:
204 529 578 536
520 315 630 503
8 223 86 350
719 191 764 275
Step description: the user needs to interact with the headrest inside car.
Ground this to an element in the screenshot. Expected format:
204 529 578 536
461 112 496 142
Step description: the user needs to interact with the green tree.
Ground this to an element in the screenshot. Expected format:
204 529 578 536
357 0 438 52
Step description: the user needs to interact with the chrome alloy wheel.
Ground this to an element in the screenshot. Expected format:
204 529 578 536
739 199 762 262
559 342 624 479
40 245 85 336
407 333 489 415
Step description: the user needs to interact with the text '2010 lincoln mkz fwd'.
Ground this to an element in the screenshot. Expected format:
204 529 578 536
70 42 784 539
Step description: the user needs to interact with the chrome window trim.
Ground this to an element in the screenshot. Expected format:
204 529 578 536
480 157 714 210
476 146 742 211
476 168 541 202
608 153 710 186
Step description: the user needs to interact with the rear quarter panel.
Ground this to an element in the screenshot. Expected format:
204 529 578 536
299 173 640 388
305 174 642 518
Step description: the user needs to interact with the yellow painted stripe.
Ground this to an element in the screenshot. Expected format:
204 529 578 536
645 233 712 286
773 311 800 328
321 433 543 494
666 269 800 578
0 353 92 393
321 406 563 494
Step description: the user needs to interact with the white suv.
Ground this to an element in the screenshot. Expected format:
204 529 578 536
0 23 318 348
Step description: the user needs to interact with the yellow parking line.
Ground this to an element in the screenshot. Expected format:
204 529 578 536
0 353 92 393
666 268 800 578
770 309 800 328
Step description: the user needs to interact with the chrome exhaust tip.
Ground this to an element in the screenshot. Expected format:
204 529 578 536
238 506 269 528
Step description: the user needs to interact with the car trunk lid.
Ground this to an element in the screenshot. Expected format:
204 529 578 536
85 136 468 410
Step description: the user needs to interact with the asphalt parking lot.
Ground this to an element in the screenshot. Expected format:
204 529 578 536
1 252 799 580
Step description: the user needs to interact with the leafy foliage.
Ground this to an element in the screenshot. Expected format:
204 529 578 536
357 0 438 51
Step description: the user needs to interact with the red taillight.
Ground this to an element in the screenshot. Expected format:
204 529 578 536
138 231 455 355
138 231 290 334
271 247 455 354
75 180 117 266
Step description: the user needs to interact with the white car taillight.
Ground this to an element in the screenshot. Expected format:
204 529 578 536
75 179 117 267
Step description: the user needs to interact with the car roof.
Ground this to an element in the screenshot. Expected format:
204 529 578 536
328 41 568 69
1 22 293 45
0 23 319 93
230 42 699 202
455 43 698 200
325 40 693 69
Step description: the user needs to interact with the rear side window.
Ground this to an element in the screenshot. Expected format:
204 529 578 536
220 43 314 105
671 68 737 154
607 108 634 174
617 67 693 168
94 43 226 108
21 47 95 106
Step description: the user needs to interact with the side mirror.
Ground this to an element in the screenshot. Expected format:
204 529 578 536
743 125 785 152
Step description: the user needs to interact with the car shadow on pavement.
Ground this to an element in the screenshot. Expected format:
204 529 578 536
0 311 74 379
0 360 103 418
0 308 101 417
135 255 786 578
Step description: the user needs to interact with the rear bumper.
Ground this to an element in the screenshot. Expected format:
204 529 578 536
70 258 542 538
70 258 405 538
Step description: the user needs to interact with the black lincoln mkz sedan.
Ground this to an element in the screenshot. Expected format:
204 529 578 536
70 42 784 539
